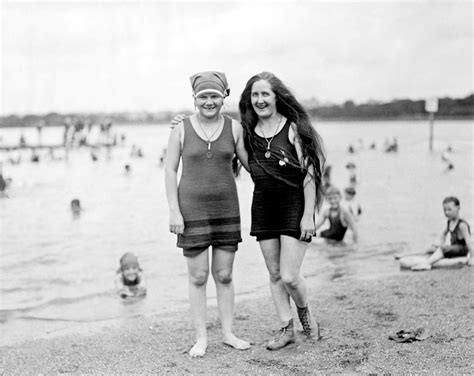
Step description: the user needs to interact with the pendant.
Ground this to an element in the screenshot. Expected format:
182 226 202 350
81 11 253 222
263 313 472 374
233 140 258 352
206 142 212 159
279 160 286 166
265 151 271 159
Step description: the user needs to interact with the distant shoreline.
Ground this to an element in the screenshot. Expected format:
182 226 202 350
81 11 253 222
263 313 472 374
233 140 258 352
0 116 472 129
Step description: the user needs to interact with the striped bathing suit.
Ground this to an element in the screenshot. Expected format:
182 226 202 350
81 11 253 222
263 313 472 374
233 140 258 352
177 116 241 255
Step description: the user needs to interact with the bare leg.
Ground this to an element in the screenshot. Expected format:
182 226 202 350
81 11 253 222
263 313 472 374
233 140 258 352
412 247 445 271
279 235 308 308
259 238 292 325
186 250 210 357
211 248 250 350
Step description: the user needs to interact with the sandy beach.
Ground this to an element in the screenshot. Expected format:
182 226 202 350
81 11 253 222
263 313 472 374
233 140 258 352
1 265 472 375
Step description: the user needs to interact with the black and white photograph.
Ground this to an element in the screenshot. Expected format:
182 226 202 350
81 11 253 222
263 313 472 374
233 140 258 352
0 0 472 374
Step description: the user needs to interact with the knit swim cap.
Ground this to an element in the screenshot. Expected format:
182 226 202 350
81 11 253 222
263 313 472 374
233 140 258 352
190 71 229 98
120 252 139 270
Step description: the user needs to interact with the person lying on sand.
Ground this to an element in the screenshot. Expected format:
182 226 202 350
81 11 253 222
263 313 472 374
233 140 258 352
412 196 472 271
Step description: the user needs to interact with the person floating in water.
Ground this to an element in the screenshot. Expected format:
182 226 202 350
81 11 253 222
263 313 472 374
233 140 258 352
115 252 147 298
345 162 357 186
124 164 131 174
316 186 358 244
0 162 9 198
342 186 362 219
412 196 472 271
70 198 82 217
321 165 333 197
441 146 454 170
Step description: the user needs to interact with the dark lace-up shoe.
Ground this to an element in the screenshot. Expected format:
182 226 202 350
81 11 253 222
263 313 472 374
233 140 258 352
297 305 320 340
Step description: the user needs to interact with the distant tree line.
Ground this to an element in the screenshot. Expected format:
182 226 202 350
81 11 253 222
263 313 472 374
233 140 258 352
305 94 474 120
1 94 472 128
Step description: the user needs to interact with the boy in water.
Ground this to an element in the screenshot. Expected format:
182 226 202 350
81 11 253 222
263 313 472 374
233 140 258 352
115 252 147 298
316 186 358 244
342 186 362 220
412 197 472 271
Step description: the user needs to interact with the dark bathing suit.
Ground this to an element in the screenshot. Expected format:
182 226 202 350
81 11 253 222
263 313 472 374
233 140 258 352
249 120 310 242
443 219 470 258
177 116 241 257
122 274 140 286
320 207 347 241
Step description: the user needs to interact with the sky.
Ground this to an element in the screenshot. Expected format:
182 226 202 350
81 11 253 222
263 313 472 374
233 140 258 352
0 0 472 115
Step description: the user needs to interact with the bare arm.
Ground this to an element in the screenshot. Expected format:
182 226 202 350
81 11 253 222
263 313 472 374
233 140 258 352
315 209 328 230
115 274 133 297
232 120 249 172
343 209 358 244
164 123 185 234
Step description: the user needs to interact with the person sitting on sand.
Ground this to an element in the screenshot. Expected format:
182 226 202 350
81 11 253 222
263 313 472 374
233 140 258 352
342 186 362 220
315 186 358 244
412 196 472 271
115 252 147 298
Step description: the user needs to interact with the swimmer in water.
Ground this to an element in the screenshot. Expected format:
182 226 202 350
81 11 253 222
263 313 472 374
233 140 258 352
70 198 82 216
316 186 358 245
342 186 362 220
345 162 357 186
412 196 472 271
115 252 147 298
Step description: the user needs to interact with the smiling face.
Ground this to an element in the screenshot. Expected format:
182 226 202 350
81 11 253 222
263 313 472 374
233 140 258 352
194 92 224 119
122 265 139 282
251 79 277 119
327 193 342 209
443 202 459 220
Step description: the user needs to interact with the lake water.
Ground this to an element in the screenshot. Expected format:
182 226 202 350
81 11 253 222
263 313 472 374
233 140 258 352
0 119 472 344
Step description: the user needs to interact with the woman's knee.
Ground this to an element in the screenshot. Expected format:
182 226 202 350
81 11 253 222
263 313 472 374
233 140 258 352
267 268 282 283
189 271 209 287
212 269 233 285
280 271 300 289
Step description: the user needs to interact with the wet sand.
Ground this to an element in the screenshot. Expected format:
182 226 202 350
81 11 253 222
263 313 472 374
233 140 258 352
1 266 472 374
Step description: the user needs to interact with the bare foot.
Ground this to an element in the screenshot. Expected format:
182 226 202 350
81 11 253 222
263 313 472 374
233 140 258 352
189 338 207 358
223 334 251 350
411 263 432 271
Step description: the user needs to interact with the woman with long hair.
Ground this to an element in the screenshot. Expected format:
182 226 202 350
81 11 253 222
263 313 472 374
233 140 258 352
239 71 326 350
165 71 250 357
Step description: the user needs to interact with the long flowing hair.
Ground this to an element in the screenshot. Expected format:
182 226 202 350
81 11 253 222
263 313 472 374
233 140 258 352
239 72 326 208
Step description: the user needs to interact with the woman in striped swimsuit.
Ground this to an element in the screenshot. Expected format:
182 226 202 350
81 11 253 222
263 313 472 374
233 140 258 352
165 71 250 357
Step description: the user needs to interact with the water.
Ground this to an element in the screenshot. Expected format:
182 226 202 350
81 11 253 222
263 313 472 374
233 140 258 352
0 120 472 344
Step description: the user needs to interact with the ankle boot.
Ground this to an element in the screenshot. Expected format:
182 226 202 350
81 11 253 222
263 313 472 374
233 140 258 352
266 318 296 350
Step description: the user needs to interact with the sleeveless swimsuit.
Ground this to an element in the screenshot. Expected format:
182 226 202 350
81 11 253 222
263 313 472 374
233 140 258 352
177 116 241 255
320 207 347 241
248 120 308 242
443 219 470 258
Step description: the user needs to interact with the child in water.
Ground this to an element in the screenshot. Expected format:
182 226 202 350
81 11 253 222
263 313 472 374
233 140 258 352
316 186 358 244
115 252 147 298
70 198 82 216
412 196 472 271
342 186 362 220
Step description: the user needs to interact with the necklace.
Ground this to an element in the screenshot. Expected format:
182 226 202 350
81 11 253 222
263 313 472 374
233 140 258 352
259 115 283 158
196 115 223 159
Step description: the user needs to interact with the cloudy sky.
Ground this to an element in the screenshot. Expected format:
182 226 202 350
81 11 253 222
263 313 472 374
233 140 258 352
1 0 472 115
